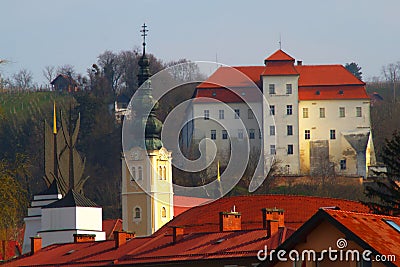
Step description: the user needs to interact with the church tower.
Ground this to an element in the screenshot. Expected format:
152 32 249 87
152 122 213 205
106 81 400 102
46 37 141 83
122 24 174 236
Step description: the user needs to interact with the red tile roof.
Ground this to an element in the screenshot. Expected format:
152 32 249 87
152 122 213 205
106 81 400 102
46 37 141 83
102 219 123 240
156 195 369 235
324 209 400 264
173 195 211 216
264 49 295 62
196 50 369 102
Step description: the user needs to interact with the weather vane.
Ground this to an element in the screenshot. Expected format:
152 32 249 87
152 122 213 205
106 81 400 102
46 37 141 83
140 23 148 55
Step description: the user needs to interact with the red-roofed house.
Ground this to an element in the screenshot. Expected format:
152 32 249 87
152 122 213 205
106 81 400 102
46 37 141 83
186 49 376 177
4 195 371 266
262 209 400 266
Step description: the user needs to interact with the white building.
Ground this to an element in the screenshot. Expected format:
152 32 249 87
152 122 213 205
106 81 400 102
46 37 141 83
185 49 375 177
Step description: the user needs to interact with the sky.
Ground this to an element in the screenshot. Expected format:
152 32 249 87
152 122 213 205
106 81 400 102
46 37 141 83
1 0 399 85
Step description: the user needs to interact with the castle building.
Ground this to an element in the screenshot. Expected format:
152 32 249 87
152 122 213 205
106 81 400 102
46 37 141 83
188 49 376 177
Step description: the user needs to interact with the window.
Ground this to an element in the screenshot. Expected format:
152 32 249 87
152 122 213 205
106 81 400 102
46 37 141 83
339 107 345 117
270 145 276 155
138 166 143 181
134 207 141 219
238 129 244 139
234 109 240 119
320 107 325 118
161 207 167 218
249 129 255 139
131 167 136 181
383 219 400 233
286 84 292 94
162 166 166 180
287 105 293 115
305 130 310 140
356 107 362 117
270 105 275 115
287 125 293 136
222 130 228 139
219 109 224 119
269 125 275 136
287 144 294 155
303 108 309 118
269 84 275 94
248 109 254 119
210 130 217 140
204 110 209 120
259 129 262 139
330 129 336 140
159 166 163 180
340 159 346 170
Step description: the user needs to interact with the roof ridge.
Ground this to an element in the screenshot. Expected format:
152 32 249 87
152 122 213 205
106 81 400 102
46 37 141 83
324 209 400 219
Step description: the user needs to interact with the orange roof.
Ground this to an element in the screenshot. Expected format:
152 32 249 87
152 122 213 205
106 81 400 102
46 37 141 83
102 219 123 240
325 209 400 264
264 49 295 62
156 195 369 235
262 61 299 76
296 65 365 86
173 195 211 216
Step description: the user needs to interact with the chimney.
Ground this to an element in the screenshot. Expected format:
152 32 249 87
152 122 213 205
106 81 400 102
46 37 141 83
172 226 184 243
30 236 42 254
219 209 241 231
73 234 96 243
113 231 135 248
297 60 303 66
262 208 284 237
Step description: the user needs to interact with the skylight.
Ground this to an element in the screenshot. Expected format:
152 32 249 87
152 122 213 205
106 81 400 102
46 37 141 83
383 219 400 233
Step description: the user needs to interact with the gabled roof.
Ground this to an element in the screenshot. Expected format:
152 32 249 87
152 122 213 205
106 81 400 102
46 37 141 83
102 219 123 240
44 189 99 209
296 65 365 86
37 179 59 196
155 195 369 235
264 49 295 62
50 74 78 86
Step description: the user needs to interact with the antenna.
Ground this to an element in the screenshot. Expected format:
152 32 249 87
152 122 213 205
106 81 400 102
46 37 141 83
279 33 282 49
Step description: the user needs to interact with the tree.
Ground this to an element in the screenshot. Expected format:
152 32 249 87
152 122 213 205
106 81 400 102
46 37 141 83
345 62 362 80
43 65 56 86
12 69 33 90
364 131 400 215
57 64 76 78
382 62 400 102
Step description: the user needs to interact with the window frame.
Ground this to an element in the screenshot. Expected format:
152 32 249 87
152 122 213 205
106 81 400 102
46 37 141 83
340 159 346 170
270 125 275 136
248 109 254 119
287 125 293 136
287 144 294 155
270 145 276 155
330 129 336 140
211 130 217 140
356 106 362 117
204 109 210 120
305 129 311 140
270 105 275 115
219 109 224 119
287 105 293 115
319 107 325 118
234 109 240 119
238 129 244 139
339 107 345 118
303 108 309 118
222 130 228 140
269 84 275 94
286 84 292 94
249 129 255 139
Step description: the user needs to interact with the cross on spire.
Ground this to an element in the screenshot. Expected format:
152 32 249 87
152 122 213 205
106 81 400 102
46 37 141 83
140 23 148 55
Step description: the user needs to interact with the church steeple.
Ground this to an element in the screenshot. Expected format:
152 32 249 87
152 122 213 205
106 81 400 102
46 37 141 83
137 23 151 87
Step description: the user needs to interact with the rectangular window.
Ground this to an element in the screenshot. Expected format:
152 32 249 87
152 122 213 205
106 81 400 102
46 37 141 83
270 125 275 136
340 159 346 170
222 130 228 139
287 125 293 136
234 109 240 119
270 105 275 115
330 129 336 140
356 107 362 117
238 129 244 139
286 84 292 94
287 105 293 115
248 109 254 119
320 107 325 118
305 130 310 139
270 145 276 155
269 84 275 94
303 108 309 118
219 109 224 119
211 130 216 140
249 129 255 139
204 110 209 120
339 107 345 117
287 144 294 155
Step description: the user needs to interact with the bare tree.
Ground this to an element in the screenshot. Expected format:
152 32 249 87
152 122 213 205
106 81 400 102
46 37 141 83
43 65 56 86
57 64 76 78
382 62 400 102
12 69 33 90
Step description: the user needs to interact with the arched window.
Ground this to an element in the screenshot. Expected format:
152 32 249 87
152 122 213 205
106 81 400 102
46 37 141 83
159 166 163 180
138 166 143 180
161 207 167 218
162 166 167 180
134 207 141 219
131 167 136 181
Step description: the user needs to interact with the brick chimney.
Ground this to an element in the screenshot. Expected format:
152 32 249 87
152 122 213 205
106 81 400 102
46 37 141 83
30 236 42 254
113 231 135 248
219 209 241 231
172 226 184 243
73 234 96 243
262 208 284 237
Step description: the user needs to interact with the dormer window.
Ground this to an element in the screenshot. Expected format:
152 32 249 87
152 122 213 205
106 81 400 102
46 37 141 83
316 90 320 95
339 90 344 95
212 92 217 97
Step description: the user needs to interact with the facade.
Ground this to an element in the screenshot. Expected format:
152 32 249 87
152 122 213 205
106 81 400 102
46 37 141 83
188 49 376 177
50 74 79 92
